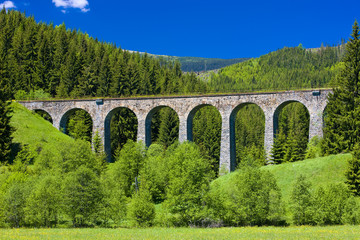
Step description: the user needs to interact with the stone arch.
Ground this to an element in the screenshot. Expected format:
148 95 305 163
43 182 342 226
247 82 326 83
229 102 265 170
273 100 310 138
145 105 180 147
104 107 138 162
59 108 93 138
33 109 53 124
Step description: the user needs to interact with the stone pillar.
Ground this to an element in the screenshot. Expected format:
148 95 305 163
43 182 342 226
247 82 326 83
178 115 188 143
137 113 147 146
309 109 323 140
264 110 274 161
219 111 233 174
52 115 62 131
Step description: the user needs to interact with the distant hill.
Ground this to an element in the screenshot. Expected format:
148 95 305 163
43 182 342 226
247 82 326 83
168 56 250 72
129 50 249 72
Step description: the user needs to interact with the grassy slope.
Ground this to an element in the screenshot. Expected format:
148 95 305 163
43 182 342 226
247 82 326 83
10 102 73 155
212 154 351 203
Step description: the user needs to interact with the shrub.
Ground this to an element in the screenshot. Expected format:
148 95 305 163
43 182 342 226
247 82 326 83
290 175 314 225
207 166 285 226
164 142 213 226
127 189 155 227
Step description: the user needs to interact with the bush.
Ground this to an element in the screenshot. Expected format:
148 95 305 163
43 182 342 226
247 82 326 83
164 142 213 226
127 189 155 227
62 166 103 227
305 136 323 159
312 184 350 225
208 166 285 226
24 175 62 227
290 175 314 225
342 196 360 225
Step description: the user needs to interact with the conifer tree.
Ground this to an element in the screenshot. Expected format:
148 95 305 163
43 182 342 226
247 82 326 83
0 88 13 163
345 144 360 196
323 21 360 154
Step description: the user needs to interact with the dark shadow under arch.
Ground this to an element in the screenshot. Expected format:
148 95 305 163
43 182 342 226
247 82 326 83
59 108 93 143
145 106 179 147
187 104 222 175
33 109 53 124
230 103 265 170
104 107 138 162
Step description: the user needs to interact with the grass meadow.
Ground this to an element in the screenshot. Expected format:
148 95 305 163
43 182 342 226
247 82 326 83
1 226 360 240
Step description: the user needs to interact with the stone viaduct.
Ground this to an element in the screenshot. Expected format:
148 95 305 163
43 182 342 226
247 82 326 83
19 89 330 173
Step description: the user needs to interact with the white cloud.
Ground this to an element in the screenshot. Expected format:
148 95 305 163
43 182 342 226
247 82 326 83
0 1 16 9
52 0 89 13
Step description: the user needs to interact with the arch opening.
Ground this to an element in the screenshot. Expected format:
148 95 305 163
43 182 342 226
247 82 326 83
230 103 265 169
104 107 138 162
33 109 53 124
272 101 310 163
188 104 222 176
60 108 93 143
146 106 179 148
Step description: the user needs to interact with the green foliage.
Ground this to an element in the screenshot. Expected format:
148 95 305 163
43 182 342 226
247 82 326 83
208 166 285 226
272 102 309 163
235 104 265 166
34 139 101 174
323 21 360 154
0 10 206 99
290 175 314 225
345 144 360 196
100 168 128 226
110 108 137 160
156 108 179 148
342 196 360 225
66 110 93 143
14 89 51 100
24 175 62 227
207 45 344 92
312 183 350 225
192 106 221 175
127 188 155 227
62 166 103 227
112 140 146 197
140 144 168 203
305 136 323 159
0 93 13 163
164 142 213 225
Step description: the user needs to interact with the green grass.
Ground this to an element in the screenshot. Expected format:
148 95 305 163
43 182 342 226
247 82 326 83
10 102 74 158
265 154 351 202
1 226 360 240
212 154 351 205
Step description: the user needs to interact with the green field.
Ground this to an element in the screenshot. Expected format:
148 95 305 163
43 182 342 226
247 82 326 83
1 226 360 240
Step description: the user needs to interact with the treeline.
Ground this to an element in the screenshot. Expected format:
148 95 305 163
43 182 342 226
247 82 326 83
0 10 206 99
207 44 345 92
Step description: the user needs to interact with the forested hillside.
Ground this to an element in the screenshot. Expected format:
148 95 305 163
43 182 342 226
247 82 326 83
0 10 206 100
207 45 345 92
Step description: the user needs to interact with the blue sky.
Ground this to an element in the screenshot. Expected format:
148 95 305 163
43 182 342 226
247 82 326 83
1 0 360 58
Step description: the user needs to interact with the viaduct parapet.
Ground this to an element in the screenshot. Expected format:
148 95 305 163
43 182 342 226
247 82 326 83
19 89 330 173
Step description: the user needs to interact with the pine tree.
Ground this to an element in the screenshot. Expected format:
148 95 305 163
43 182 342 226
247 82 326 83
323 21 360 154
0 88 13 163
345 144 360 196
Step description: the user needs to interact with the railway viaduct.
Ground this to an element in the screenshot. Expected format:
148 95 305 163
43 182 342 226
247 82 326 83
19 89 330 173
